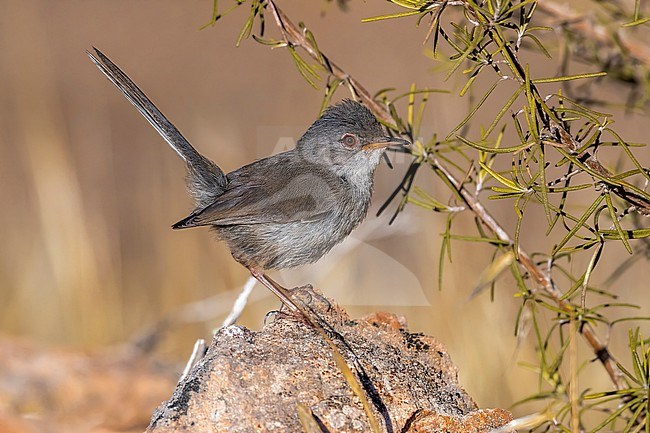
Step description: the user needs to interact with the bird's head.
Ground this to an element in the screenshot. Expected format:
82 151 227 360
296 99 410 180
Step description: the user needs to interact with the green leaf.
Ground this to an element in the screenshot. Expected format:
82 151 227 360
523 64 538 140
447 78 502 139
320 77 343 115
438 214 455 291
552 194 606 254
457 134 534 153
478 160 527 192
445 27 483 81
448 234 510 245
605 128 650 183
557 148 650 202
501 0 539 17
408 187 458 212
287 46 320 89
482 84 524 139
522 34 551 58
532 71 607 84
362 10 422 23
605 192 632 254
236 0 260 46
514 193 532 258
538 144 552 224
599 228 650 240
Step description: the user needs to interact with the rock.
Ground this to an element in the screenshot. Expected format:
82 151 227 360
0 335 176 433
147 286 511 433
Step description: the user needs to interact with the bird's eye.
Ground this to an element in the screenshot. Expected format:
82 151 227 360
341 133 358 148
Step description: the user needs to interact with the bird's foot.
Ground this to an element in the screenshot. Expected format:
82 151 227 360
289 285 332 313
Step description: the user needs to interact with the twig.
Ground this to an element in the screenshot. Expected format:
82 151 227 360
221 276 257 327
266 1 395 128
180 338 207 382
263 0 628 391
432 154 627 390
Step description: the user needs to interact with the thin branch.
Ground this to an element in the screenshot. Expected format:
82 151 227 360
221 276 257 327
180 339 207 383
266 1 394 128
432 154 627 389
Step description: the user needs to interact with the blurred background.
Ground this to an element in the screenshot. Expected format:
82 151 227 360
0 0 648 431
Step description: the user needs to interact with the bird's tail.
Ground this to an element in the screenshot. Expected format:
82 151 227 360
87 47 226 207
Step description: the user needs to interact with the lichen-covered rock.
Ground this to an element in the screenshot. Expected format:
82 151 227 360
147 286 511 432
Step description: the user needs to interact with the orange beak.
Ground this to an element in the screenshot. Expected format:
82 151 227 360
361 136 411 151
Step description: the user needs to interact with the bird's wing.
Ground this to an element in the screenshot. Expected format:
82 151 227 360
172 164 341 229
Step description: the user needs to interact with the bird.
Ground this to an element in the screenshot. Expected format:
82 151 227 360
87 48 409 312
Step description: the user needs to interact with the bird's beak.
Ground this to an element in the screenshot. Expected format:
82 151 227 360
362 136 411 151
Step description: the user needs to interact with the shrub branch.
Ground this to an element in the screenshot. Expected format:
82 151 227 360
263 0 630 392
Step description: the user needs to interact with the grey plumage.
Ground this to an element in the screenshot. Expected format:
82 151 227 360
88 47 408 276
88 48 226 208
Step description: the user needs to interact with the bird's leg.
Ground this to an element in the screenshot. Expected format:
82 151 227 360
247 267 300 314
